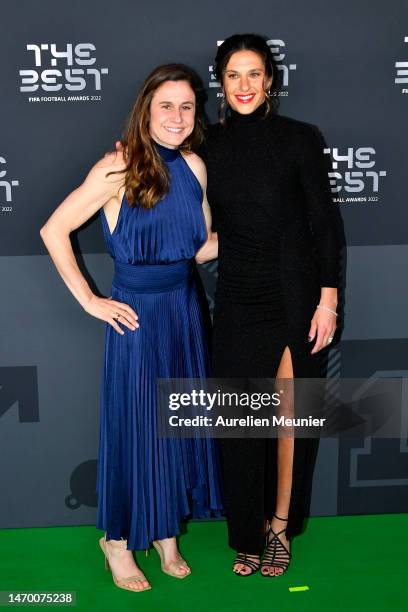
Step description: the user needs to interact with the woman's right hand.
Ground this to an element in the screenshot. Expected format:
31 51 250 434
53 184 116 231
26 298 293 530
83 295 139 335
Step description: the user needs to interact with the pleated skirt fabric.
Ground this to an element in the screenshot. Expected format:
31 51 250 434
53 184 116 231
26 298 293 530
96 260 223 551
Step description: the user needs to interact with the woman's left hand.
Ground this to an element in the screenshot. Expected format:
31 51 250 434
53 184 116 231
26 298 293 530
195 232 218 264
308 307 337 354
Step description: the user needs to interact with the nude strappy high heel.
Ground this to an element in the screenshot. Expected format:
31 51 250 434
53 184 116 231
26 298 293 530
99 534 151 592
152 540 191 579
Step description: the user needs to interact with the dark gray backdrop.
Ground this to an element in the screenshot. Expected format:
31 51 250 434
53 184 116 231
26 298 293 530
1 0 407 529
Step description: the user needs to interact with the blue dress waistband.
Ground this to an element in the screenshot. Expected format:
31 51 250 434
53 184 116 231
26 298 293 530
112 259 193 293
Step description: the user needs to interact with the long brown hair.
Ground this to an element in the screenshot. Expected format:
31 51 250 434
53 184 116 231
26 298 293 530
110 64 206 209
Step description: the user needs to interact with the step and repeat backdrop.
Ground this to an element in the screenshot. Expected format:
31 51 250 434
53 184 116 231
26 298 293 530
1 0 407 529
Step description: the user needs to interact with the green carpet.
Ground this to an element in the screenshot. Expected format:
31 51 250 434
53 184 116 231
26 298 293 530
1 514 406 611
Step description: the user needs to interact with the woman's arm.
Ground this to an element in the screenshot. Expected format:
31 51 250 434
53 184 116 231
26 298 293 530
180 150 218 264
195 194 218 264
40 153 138 335
298 124 342 353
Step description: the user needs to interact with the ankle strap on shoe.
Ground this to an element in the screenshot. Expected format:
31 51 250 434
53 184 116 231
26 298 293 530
273 513 288 521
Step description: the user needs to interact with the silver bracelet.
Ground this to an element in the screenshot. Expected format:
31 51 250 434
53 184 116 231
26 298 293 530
317 304 338 317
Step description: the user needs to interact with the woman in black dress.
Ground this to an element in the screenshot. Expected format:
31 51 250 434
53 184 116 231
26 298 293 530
197 34 341 577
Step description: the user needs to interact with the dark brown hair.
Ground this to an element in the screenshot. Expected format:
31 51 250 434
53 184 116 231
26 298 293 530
214 33 278 124
110 64 206 209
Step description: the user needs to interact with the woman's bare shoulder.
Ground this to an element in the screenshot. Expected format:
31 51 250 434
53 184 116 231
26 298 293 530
92 150 127 178
181 150 206 184
72 150 126 206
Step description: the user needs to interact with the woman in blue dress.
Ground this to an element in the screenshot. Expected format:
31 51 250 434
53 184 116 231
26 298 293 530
39 64 222 593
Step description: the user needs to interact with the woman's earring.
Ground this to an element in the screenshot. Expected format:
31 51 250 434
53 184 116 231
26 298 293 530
264 88 273 114
219 89 228 122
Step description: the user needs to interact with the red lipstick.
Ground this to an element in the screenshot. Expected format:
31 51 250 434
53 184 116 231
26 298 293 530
235 93 256 104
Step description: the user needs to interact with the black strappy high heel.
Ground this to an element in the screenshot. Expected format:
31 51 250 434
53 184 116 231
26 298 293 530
232 552 261 577
261 513 291 577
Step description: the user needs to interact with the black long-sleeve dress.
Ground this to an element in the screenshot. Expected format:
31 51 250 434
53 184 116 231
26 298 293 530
198 101 342 555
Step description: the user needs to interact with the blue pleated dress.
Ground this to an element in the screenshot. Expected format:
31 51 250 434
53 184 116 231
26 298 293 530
96 143 223 550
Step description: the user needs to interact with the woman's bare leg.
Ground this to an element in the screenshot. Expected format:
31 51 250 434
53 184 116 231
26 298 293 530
103 537 150 590
153 536 190 577
262 346 294 576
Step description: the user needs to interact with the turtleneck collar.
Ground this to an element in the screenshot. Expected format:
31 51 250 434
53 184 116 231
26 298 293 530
153 140 180 162
227 100 269 125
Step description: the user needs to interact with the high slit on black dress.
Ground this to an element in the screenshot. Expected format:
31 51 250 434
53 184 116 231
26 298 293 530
198 102 342 555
